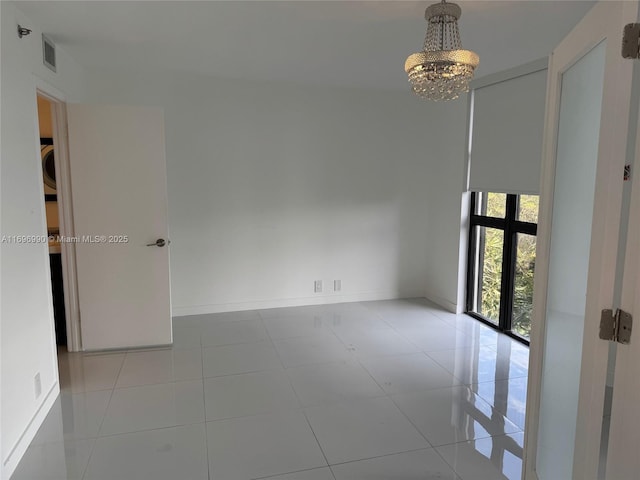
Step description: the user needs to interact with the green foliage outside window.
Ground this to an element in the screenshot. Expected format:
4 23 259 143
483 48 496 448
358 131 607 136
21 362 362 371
479 228 503 323
512 233 536 338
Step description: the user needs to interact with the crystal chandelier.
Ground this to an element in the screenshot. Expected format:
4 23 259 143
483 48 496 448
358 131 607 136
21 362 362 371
405 0 479 101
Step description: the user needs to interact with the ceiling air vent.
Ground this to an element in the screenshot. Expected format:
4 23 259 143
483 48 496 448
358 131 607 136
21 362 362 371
42 34 56 72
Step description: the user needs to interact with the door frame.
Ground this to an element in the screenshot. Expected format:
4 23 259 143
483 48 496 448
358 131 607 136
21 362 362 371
34 76 82 352
523 2 638 478
604 56 640 479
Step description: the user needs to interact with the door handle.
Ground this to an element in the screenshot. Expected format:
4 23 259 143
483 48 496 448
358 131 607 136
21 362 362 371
146 238 167 247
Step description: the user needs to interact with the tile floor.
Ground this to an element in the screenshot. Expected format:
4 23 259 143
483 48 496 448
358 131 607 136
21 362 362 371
12 298 529 480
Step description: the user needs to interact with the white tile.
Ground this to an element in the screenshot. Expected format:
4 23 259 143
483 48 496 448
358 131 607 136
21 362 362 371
174 310 261 328
201 318 269 346
392 386 521 447
204 369 300 420
304 396 429 464
325 311 388 333
84 424 208 480
259 304 330 319
331 448 460 480
18 302 529 480
172 314 207 328
426 346 528 385
326 302 373 316
360 353 462 394
264 314 332 340
171 327 202 349
30 390 112 445
364 298 434 315
99 380 204 436
451 319 500 345
207 411 327 480
264 467 335 480
396 324 491 352
210 310 262 322
116 348 203 388
380 309 451 331
418 298 455 310
57 352 124 393
471 377 528 430
286 361 385 407
327 301 371 311
491 337 530 370
436 432 524 480
432 311 481 329
11 439 95 480
203 341 282 377
273 335 351 367
333 326 420 358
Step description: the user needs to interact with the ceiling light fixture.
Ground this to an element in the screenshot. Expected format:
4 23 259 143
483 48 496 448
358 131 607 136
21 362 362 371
405 0 479 101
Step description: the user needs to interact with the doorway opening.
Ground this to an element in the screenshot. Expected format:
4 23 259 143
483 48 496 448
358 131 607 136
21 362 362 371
37 95 67 346
35 87 81 352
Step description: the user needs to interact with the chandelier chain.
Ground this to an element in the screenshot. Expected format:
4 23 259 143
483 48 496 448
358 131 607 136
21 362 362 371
423 15 462 52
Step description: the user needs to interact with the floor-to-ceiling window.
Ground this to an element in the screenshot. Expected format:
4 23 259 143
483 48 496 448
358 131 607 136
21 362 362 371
466 192 538 342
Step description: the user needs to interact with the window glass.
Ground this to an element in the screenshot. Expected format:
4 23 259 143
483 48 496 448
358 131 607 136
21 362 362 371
512 233 536 340
481 192 507 218
517 195 539 223
471 226 504 325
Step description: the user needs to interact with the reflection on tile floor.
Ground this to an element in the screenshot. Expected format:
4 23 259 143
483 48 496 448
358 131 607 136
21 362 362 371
12 298 528 480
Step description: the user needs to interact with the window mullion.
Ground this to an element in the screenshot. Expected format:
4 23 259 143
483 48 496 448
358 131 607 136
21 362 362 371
466 197 477 313
513 221 537 236
500 195 518 332
470 215 507 229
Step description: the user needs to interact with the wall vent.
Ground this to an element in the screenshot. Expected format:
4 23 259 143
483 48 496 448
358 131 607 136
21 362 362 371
42 34 56 72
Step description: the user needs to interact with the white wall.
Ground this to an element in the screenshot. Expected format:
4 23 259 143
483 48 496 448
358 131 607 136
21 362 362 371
84 69 468 316
0 3 87 477
422 98 469 312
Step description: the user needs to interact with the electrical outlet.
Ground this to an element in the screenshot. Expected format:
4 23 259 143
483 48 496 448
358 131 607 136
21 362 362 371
314 280 323 293
334 279 342 292
34 372 42 399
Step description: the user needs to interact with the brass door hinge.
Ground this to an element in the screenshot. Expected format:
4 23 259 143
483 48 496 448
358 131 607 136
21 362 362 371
600 309 633 344
622 23 640 59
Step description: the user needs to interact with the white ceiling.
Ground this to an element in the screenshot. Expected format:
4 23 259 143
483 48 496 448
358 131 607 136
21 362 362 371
15 1 595 90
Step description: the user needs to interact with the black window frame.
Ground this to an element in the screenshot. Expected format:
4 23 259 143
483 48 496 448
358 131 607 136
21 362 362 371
466 192 537 345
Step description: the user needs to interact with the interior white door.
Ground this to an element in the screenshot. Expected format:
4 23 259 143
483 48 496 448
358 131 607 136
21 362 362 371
605 69 640 479
67 104 171 350
524 2 638 479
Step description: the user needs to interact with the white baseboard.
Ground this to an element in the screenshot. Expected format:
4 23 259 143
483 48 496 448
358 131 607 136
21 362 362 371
424 290 460 313
2 382 60 479
172 290 424 317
